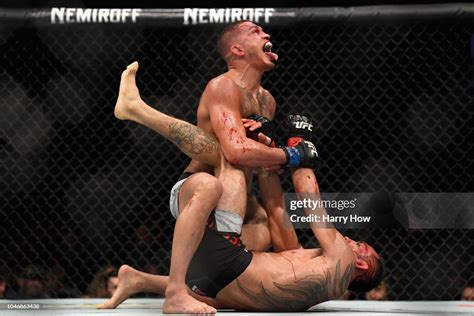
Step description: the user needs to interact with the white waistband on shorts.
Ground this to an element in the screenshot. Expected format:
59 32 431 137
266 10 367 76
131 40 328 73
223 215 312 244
214 209 243 235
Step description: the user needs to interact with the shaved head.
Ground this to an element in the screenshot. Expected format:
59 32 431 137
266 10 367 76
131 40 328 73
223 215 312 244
217 20 252 61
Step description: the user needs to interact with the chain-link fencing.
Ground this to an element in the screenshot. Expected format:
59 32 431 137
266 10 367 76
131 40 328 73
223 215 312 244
0 6 473 300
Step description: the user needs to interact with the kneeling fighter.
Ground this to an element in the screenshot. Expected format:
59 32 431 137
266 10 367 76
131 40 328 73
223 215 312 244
108 57 320 313
101 164 383 311
100 65 384 312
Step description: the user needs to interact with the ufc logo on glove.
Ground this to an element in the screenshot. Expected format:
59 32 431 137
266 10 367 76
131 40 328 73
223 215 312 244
304 141 318 156
295 121 313 131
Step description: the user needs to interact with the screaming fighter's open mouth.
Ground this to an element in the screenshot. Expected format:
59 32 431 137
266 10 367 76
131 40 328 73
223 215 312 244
263 41 278 62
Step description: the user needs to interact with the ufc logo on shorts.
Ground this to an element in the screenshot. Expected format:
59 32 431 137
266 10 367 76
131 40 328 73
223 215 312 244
304 141 318 156
295 121 313 131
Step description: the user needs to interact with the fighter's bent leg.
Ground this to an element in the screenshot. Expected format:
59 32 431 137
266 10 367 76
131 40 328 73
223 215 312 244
163 173 222 314
115 62 219 166
98 265 223 309
97 265 161 309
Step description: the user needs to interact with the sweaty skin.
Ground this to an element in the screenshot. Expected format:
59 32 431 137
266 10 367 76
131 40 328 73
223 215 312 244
101 63 379 311
162 21 285 313
213 168 355 311
101 22 376 312
198 72 279 220
107 21 286 314
99 167 378 311
186 21 288 221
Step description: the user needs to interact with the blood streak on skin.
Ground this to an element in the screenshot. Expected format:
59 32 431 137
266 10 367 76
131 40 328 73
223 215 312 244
222 113 238 141
228 127 237 141
221 112 250 152
222 112 229 126
237 137 250 152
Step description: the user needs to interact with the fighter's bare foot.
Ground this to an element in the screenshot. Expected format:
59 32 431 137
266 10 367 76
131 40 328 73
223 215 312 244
163 288 217 314
114 61 145 121
97 265 142 309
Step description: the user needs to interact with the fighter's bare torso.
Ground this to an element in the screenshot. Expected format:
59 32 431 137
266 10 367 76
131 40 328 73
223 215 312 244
196 73 274 134
184 71 276 218
216 247 354 311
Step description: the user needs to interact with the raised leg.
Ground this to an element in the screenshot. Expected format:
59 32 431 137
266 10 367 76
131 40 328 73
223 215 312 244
115 62 219 166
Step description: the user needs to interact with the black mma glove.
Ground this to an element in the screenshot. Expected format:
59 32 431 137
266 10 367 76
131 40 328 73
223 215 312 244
282 140 320 169
286 114 314 147
248 114 277 146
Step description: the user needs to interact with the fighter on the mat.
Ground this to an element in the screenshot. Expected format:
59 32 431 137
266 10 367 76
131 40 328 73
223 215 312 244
99 57 383 311
108 21 321 314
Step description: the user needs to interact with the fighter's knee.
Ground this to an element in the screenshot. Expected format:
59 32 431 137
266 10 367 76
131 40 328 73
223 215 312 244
193 174 223 197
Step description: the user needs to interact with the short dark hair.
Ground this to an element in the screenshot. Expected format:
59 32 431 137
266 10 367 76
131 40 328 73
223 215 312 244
217 20 251 61
348 256 385 293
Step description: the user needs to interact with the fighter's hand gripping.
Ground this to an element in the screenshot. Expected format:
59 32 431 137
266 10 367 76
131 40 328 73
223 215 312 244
282 140 320 169
286 114 314 147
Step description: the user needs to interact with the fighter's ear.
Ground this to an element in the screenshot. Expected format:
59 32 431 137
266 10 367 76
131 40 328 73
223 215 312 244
355 258 369 271
230 44 245 57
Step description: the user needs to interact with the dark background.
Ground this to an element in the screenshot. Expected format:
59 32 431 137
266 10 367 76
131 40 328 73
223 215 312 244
1 0 465 8
1 3 473 301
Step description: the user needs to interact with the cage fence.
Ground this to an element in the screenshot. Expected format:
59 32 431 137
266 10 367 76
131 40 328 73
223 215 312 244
0 6 473 300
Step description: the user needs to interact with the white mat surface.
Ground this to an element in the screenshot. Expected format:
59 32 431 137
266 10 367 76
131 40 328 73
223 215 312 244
0 298 472 315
